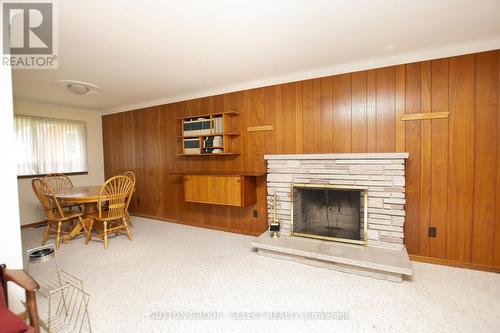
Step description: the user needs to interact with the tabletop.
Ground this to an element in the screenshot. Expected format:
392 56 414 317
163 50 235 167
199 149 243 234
54 185 105 203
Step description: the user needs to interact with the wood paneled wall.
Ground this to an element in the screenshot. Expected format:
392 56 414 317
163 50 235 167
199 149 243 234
103 50 500 270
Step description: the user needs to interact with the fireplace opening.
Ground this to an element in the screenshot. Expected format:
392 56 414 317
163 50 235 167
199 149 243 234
291 185 367 245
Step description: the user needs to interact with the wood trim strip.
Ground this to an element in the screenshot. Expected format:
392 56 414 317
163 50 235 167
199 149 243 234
130 213 262 236
21 221 47 229
247 125 274 132
401 111 449 121
169 171 266 176
409 254 500 273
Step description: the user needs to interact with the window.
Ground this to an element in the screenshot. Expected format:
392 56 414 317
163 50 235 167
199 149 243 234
14 115 88 176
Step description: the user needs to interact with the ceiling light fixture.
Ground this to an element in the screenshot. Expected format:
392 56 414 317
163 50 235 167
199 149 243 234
67 83 90 95
51 80 102 95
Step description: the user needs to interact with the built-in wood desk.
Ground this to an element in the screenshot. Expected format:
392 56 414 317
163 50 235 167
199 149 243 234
170 172 265 207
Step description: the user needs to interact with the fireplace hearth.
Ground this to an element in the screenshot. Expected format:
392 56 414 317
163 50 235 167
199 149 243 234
252 152 412 282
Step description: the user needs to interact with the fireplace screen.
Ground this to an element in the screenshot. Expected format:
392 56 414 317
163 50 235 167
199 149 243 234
291 185 367 245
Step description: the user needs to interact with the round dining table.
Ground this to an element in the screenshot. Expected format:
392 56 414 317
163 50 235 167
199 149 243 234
55 185 107 242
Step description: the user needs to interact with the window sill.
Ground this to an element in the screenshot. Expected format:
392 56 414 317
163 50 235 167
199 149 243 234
17 171 89 179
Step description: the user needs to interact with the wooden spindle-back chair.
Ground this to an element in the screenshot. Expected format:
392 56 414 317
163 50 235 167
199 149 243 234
31 178 86 249
44 173 73 190
44 173 82 211
86 175 134 249
123 170 136 227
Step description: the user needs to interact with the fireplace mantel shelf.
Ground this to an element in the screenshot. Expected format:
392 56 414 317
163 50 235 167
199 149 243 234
264 152 409 160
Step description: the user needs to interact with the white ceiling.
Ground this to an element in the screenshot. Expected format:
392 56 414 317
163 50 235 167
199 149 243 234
12 0 500 113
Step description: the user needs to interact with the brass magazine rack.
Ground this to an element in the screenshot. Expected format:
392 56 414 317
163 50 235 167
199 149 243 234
27 244 92 333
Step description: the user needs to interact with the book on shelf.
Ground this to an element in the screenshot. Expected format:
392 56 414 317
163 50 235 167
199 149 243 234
183 138 200 154
212 116 223 134
183 118 211 136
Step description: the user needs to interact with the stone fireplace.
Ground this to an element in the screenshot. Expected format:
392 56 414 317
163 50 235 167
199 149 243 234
252 153 412 282
265 152 408 250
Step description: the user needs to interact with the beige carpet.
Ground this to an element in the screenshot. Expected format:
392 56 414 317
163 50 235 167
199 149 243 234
22 217 500 333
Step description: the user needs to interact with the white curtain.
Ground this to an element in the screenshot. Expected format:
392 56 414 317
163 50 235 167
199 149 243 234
14 115 88 176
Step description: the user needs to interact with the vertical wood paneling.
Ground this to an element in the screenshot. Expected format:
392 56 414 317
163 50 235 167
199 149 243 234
103 112 136 178
280 83 297 153
241 91 251 172
472 52 498 265
295 82 303 153
429 58 449 259
101 115 112 175
247 88 266 172
404 63 422 255
366 70 377 152
160 105 172 217
263 86 277 155
274 86 283 153
395 65 406 152
419 61 432 256
254 177 268 233
351 71 367 152
313 79 322 153
102 50 500 269
496 51 500 267
302 80 314 154
332 73 352 152
102 115 114 176
320 77 333 152
133 107 164 217
447 55 475 262
375 67 396 152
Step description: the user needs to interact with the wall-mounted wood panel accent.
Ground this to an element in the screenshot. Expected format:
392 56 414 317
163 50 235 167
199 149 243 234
183 175 256 207
102 50 500 270
247 125 274 132
401 112 449 121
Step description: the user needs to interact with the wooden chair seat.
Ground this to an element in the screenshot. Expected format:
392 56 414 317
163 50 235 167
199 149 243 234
86 208 124 222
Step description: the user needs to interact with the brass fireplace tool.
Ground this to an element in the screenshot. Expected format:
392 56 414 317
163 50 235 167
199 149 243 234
269 194 280 238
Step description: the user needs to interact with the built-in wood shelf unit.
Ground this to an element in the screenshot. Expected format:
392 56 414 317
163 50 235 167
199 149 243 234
172 172 264 207
177 111 240 156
